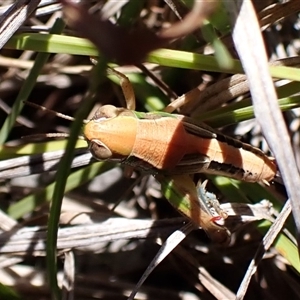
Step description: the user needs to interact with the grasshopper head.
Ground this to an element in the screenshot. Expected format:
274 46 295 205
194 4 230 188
84 105 137 161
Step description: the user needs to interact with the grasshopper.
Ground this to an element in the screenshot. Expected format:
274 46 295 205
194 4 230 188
82 68 277 243
84 105 276 182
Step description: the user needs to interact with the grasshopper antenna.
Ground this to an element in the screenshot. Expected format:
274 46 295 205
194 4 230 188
22 132 71 141
23 101 89 124
22 101 87 141
22 133 86 141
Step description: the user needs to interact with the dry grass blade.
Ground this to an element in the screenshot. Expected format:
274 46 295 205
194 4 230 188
189 56 300 115
236 200 292 300
0 0 41 49
223 0 300 248
0 149 92 179
259 0 300 30
198 267 236 299
62 251 75 300
0 218 185 254
128 222 195 300
0 208 17 231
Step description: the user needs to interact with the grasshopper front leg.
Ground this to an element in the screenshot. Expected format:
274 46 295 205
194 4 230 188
107 67 136 110
158 174 231 244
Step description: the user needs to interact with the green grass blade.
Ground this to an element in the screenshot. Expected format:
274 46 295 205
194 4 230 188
0 282 20 300
5 33 98 56
201 21 234 70
46 59 108 299
0 140 87 158
5 34 300 81
200 95 300 127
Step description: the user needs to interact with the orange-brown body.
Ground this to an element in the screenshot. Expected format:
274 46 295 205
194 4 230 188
84 111 277 183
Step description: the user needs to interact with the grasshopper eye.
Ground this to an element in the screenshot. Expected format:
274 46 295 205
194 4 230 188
89 140 112 160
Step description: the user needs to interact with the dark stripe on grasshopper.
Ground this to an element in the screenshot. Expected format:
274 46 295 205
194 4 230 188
124 153 246 180
166 155 247 179
150 113 270 164
182 116 266 159
206 161 246 179
181 116 276 182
